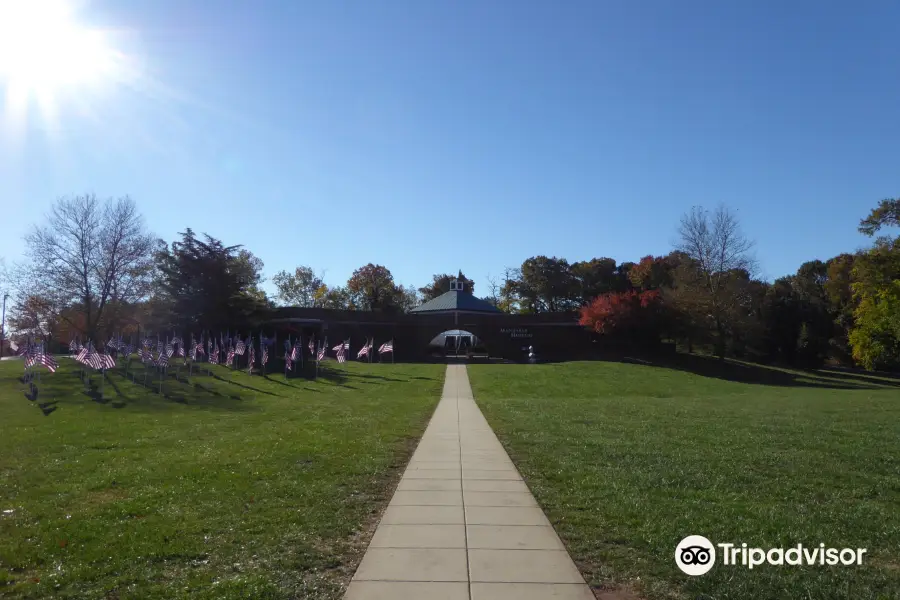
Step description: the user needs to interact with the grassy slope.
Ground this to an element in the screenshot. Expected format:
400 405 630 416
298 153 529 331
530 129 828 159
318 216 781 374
467 359 900 600
0 358 444 599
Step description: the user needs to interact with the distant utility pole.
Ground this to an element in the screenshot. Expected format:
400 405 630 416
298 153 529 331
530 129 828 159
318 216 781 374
0 293 8 358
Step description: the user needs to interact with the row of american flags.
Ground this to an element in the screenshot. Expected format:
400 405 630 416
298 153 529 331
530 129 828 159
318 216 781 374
19 333 395 375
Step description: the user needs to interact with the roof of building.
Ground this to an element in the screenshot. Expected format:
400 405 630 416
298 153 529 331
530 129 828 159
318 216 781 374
410 289 503 314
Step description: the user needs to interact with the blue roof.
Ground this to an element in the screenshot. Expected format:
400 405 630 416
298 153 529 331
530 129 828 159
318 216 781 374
410 290 503 314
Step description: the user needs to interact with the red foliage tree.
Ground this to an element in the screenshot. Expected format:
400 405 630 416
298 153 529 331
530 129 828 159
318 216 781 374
578 290 664 339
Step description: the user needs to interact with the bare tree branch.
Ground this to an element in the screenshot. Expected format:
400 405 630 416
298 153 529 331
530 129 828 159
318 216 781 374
23 194 154 341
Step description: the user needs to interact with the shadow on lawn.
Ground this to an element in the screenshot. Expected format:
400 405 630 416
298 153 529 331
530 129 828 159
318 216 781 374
208 371 283 397
628 354 896 390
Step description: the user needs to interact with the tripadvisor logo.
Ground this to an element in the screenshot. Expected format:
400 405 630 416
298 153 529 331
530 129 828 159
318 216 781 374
675 536 867 576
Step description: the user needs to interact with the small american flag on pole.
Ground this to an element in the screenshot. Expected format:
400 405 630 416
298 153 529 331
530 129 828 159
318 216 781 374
235 339 246 355
357 338 372 359
226 346 235 366
334 340 348 364
378 340 393 354
261 344 268 365
316 343 326 362
156 353 168 368
308 338 315 355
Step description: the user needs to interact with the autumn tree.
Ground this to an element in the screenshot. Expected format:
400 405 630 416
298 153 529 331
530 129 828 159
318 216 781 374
272 266 324 307
419 270 475 301
673 205 756 358
6 295 60 343
346 264 401 311
579 290 666 343
628 255 678 291
23 194 155 342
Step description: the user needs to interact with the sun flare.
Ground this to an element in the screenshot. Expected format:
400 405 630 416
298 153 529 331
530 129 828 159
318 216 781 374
0 0 125 127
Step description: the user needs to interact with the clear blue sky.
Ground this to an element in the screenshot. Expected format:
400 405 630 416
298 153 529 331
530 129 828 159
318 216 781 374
1 0 898 297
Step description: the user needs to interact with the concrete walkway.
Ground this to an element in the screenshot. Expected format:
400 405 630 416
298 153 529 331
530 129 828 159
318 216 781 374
344 364 593 600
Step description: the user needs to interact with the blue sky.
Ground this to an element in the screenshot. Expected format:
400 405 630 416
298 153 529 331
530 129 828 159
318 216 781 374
1 0 898 298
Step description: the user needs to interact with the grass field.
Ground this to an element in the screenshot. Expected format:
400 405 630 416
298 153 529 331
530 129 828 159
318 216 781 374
0 357 444 599
467 357 900 600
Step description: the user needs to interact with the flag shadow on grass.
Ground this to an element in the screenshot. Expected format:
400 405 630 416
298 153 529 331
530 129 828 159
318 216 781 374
207 371 284 397
104 368 254 411
311 367 357 388
624 354 896 390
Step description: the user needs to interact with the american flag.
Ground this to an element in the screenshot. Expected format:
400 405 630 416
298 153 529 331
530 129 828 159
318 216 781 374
378 340 393 354
261 344 268 365
122 343 133 357
177 342 185 357
99 354 115 369
284 347 292 370
335 340 348 363
357 339 371 359
209 344 219 364
37 352 59 373
156 352 168 368
156 339 164 354
235 339 246 355
248 343 255 373
308 338 315 355
141 346 151 363
87 350 103 370
290 342 299 361
69 338 81 353
317 343 326 362
226 346 235 366
106 338 118 351
166 341 174 357
76 346 89 364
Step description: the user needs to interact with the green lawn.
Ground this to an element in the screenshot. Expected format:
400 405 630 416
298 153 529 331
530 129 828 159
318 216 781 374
0 357 444 599
467 358 900 600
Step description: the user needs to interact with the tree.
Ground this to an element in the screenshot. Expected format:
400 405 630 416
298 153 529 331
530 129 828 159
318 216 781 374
272 266 324 307
320 286 352 310
395 284 421 312
579 290 665 343
674 205 756 358
154 229 269 333
346 264 401 311
628 255 677 291
570 258 619 304
514 256 575 313
498 267 522 313
23 194 155 342
419 270 475 301
6 295 60 342
848 236 900 370
858 198 900 236
824 253 858 361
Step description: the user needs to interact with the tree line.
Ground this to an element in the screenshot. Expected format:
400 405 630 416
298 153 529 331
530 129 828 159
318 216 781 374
2 194 898 371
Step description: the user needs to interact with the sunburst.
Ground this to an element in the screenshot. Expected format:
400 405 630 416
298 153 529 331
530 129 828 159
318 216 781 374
0 0 131 132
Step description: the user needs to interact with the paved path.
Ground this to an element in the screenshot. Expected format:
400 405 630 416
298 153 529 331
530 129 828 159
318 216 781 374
344 364 593 600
